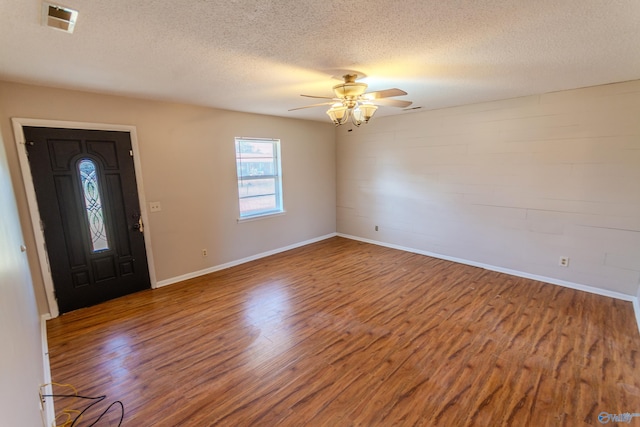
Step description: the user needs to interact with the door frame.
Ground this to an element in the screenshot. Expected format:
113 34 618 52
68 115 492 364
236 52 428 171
11 118 157 318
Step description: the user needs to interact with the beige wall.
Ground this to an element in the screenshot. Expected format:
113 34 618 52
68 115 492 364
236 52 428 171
0 128 45 425
0 81 336 315
3 78 639 316
337 80 640 296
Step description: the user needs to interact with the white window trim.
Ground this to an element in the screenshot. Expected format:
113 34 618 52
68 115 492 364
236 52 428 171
236 210 287 223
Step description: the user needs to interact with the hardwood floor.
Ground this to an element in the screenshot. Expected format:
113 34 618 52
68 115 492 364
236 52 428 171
46 237 640 426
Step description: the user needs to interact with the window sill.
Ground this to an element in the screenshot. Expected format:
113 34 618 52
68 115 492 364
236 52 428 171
237 210 286 223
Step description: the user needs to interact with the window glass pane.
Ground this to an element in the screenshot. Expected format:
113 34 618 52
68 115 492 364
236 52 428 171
239 195 276 216
238 178 276 198
78 159 109 252
235 138 283 218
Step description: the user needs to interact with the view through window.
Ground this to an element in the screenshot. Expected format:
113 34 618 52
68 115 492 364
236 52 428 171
235 138 283 219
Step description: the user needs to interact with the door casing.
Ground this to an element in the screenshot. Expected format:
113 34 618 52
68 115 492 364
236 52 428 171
12 118 157 318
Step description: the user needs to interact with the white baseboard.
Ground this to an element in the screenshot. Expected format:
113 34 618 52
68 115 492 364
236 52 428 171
337 233 637 302
156 233 338 288
40 315 55 427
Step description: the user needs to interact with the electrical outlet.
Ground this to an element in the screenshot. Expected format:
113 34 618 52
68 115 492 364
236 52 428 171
559 256 569 267
38 386 45 410
202 248 207 257
375 225 379 231
149 201 162 212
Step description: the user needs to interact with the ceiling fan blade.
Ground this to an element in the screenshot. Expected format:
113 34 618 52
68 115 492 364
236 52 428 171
288 101 335 111
371 98 413 108
362 88 408 100
300 94 335 100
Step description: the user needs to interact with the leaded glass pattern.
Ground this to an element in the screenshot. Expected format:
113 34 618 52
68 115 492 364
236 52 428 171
78 159 109 252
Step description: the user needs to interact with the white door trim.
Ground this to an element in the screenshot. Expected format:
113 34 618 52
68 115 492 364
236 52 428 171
11 118 157 318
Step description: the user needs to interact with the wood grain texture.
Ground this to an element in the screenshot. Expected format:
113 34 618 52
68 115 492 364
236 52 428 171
47 237 640 426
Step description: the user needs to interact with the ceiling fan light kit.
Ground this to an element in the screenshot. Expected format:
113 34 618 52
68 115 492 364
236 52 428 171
291 73 411 127
326 103 349 125
327 101 378 127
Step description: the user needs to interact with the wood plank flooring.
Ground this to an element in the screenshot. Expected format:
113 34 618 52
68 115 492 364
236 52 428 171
46 237 640 426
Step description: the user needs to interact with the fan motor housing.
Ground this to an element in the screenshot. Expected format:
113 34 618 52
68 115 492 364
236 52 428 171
333 74 368 98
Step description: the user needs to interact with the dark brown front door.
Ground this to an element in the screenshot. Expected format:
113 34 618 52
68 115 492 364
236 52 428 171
24 127 150 313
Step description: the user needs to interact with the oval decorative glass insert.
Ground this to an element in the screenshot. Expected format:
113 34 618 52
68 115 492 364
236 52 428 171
78 159 109 252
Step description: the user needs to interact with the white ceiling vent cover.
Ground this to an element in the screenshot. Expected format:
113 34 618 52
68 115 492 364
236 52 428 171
41 2 78 33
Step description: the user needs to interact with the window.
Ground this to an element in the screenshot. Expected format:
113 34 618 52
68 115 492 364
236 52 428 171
78 158 109 252
235 137 283 219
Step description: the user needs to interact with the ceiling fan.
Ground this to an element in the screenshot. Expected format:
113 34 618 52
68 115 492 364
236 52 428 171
289 73 412 126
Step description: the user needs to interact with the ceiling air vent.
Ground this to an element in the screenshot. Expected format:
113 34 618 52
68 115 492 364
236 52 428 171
42 2 78 33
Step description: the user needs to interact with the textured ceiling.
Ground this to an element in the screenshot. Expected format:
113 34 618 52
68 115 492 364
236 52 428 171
1 1 639 122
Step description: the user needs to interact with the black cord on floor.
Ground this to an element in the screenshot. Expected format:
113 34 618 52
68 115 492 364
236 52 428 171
42 393 124 426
